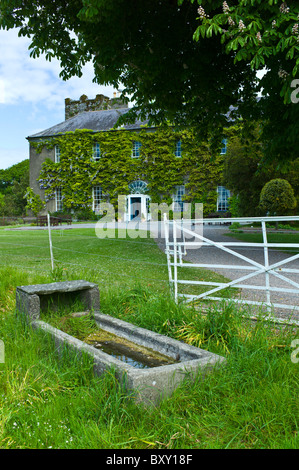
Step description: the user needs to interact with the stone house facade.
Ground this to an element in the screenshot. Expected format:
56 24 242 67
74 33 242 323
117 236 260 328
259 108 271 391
27 94 230 221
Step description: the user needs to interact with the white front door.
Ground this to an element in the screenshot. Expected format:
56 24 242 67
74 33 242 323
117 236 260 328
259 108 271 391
126 194 151 221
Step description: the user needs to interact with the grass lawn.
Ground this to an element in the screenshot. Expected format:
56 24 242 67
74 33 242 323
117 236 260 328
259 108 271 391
225 229 299 253
0 227 298 449
0 226 235 298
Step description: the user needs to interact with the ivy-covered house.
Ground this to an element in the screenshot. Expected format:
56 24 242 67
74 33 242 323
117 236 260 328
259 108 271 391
27 94 230 221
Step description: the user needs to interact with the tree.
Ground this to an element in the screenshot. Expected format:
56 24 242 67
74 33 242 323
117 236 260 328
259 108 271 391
222 123 299 216
0 193 5 215
193 0 299 162
194 1 298 80
0 159 29 193
0 1 298 160
259 178 297 217
4 175 30 216
222 123 275 216
0 159 29 216
24 187 45 217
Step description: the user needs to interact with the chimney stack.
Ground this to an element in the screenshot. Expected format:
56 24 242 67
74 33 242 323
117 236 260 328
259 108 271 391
64 93 128 120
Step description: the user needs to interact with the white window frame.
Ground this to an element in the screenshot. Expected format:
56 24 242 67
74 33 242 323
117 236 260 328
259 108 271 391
128 180 148 194
93 142 101 161
92 186 102 212
173 185 185 212
131 140 142 158
55 145 61 163
217 186 230 212
55 188 63 212
175 139 182 158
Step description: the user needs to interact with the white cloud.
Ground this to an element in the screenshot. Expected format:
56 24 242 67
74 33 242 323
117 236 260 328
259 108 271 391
0 28 115 110
0 28 118 170
0 79 5 103
3 21 261 171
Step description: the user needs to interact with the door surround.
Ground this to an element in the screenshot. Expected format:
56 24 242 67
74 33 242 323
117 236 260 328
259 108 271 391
125 194 151 221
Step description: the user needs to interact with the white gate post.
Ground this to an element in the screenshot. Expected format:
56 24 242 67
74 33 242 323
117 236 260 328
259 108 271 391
173 218 178 302
261 220 271 312
47 212 54 271
164 213 173 288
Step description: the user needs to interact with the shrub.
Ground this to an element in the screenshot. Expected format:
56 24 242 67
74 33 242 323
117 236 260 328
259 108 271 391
24 187 45 217
259 179 297 216
74 208 99 221
229 221 242 231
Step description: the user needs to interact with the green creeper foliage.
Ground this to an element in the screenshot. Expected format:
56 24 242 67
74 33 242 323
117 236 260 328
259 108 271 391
36 128 224 216
259 178 297 215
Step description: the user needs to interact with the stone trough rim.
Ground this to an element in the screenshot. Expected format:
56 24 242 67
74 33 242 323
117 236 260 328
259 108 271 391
32 312 224 375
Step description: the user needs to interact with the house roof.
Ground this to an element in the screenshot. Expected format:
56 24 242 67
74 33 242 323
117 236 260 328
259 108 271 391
27 108 149 140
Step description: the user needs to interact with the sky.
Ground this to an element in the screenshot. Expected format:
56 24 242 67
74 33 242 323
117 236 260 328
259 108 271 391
0 28 116 170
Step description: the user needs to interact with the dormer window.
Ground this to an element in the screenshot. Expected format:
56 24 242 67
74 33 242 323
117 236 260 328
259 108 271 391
93 142 101 161
132 140 142 158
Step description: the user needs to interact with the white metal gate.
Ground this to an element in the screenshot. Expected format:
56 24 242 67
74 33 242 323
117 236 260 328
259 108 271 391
164 215 299 313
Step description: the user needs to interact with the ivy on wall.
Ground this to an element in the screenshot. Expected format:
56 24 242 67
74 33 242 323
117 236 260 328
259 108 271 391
35 127 224 215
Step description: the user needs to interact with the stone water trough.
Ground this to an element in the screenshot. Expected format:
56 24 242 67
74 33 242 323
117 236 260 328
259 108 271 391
16 280 226 405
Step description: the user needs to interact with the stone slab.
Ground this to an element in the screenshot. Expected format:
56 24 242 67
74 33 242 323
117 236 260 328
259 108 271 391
17 280 98 295
16 280 100 321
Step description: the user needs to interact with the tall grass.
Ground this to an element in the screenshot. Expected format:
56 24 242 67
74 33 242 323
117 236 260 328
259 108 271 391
0 229 298 449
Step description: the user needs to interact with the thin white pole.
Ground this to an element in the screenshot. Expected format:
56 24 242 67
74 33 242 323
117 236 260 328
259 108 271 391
261 220 271 312
47 212 54 271
164 213 173 286
173 219 178 302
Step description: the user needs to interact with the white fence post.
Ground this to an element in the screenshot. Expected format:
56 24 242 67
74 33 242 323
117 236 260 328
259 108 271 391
173 218 178 302
261 220 271 312
47 212 54 271
164 213 173 288
0 340 4 364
